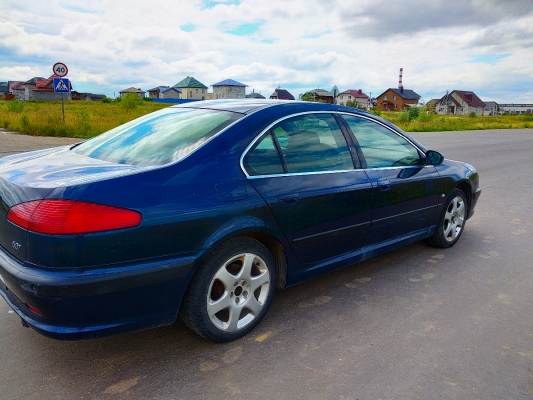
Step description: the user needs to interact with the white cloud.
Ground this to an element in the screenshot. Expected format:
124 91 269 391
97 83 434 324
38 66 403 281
1 0 532 102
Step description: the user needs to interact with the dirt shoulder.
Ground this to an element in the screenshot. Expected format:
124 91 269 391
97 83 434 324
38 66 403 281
0 129 81 157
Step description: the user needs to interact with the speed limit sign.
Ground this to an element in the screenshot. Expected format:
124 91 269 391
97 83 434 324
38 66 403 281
53 62 68 77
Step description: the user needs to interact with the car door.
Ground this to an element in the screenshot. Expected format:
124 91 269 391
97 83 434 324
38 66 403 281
242 113 373 264
340 114 441 246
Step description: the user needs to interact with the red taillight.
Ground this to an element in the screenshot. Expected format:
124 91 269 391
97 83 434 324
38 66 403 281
25 303 42 316
7 200 142 235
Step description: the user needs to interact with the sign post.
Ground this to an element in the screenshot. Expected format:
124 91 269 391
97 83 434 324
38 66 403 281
52 63 69 123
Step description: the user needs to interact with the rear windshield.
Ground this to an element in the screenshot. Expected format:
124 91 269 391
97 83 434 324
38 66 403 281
73 108 242 166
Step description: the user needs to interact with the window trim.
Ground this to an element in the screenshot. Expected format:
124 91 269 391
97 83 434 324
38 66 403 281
240 111 428 178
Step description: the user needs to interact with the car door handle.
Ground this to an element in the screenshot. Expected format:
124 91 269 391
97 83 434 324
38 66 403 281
278 194 300 206
377 180 391 191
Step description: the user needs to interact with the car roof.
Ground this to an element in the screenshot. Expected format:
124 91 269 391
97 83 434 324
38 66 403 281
169 99 360 115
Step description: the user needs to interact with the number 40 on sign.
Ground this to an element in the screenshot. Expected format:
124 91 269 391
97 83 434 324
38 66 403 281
53 62 68 77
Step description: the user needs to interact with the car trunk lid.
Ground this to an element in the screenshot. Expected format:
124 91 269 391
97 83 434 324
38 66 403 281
0 146 151 262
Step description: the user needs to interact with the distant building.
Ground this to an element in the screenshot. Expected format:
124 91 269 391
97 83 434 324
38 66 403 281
376 87 420 111
119 87 145 99
71 92 107 101
337 89 369 108
483 101 499 115
173 76 208 100
246 91 266 99
305 89 334 104
212 79 247 99
23 77 46 100
8 81 25 100
147 86 182 99
269 88 295 100
33 76 73 100
434 90 486 115
425 99 440 112
0 82 7 95
499 104 533 114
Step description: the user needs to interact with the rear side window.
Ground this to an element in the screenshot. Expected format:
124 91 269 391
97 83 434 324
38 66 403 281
243 133 284 176
73 108 242 166
272 114 354 174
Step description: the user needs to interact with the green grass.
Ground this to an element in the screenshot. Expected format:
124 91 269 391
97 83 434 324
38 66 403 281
380 112 533 132
0 99 169 138
1 100 532 138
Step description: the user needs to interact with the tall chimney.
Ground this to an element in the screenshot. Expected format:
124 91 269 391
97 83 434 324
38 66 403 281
399 68 403 89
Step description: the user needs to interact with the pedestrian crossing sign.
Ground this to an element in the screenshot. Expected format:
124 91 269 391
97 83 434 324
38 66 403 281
53 78 70 93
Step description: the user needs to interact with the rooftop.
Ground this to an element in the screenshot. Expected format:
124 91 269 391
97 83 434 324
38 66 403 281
212 79 247 87
173 76 208 89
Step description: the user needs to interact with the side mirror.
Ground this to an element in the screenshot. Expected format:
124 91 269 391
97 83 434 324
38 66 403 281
425 150 444 165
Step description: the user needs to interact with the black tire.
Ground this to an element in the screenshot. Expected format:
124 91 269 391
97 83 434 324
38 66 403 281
426 188 468 248
179 237 276 342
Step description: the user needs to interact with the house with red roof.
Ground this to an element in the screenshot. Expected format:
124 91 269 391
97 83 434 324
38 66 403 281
337 89 369 108
434 90 486 115
32 76 73 100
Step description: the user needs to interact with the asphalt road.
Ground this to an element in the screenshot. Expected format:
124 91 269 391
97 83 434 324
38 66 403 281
0 129 532 399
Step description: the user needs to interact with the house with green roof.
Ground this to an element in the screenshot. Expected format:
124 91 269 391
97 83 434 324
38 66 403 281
173 76 208 100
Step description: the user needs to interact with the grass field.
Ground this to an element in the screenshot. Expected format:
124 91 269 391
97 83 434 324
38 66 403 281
1 99 532 138
0 99 169 138
382 111 533 132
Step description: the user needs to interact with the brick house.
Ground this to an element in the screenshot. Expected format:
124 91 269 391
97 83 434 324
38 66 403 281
376 88 420 111
211 79 247 99
173 76 208 100
434 90 486 115
337 89 369 108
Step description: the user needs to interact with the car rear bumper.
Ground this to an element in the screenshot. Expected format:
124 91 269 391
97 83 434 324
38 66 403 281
0 245 197 340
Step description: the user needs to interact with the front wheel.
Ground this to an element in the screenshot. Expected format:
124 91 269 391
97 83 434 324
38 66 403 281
426 188 467 248
179 237 276 342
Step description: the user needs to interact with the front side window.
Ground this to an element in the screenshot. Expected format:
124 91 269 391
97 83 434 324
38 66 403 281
74 108 242 166
342 115 422 169
272 114 353 174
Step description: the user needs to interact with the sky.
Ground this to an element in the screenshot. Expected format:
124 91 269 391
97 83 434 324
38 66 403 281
1 0 533 103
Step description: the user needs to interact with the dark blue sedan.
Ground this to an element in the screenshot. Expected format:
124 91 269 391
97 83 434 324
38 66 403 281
0 100 481 342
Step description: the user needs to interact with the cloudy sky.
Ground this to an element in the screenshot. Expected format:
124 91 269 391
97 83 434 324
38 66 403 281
2 0 533 103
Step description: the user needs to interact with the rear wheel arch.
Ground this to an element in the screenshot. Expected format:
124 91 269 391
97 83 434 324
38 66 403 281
240 231 288 289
